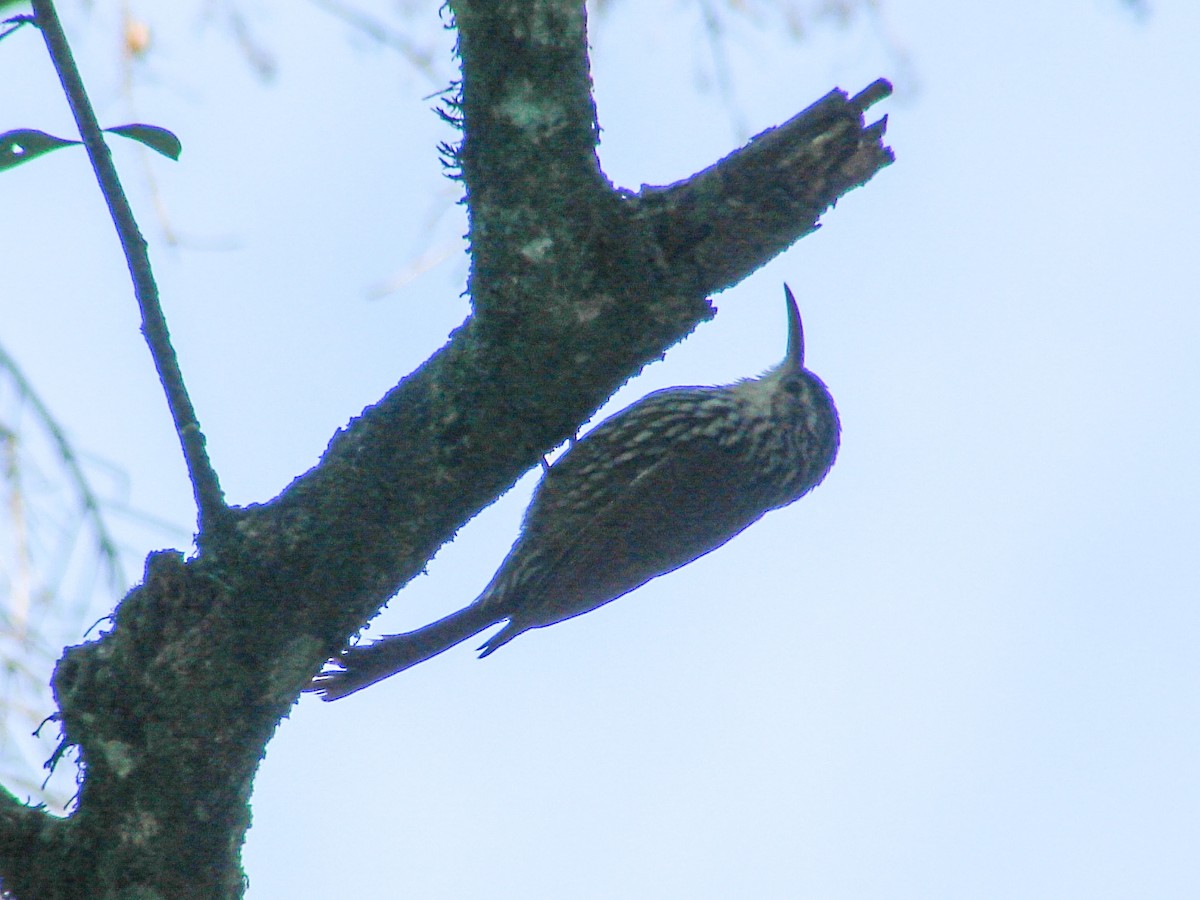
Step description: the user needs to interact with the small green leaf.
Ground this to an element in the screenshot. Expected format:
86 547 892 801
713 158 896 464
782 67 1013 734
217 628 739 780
0 129 80 172
105 124 182 161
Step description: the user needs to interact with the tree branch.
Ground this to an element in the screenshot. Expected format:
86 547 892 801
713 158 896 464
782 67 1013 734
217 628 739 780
631 79 893 290
30 0 230 541
239 0 894 689
3 1 892 895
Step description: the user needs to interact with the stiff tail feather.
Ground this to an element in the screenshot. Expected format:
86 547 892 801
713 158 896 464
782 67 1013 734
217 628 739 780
306 603 501 701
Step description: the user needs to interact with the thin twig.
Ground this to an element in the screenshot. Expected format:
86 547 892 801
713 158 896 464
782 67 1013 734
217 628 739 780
0 14 36 43
0 342 125 592
29 0 230 541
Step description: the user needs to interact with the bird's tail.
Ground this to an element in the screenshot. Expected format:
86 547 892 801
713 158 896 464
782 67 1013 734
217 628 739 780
306 603 502 701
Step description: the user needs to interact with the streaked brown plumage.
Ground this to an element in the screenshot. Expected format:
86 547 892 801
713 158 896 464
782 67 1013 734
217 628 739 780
309 285 839 700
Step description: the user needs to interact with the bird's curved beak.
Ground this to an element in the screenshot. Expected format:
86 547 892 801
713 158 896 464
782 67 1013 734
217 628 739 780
783 283 805 370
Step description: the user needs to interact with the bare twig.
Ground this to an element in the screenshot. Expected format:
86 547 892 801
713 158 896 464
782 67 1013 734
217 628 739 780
29 0 230 541
0 344 125 591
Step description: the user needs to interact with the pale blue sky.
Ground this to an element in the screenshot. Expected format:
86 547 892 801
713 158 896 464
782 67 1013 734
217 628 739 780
3 1 1198 897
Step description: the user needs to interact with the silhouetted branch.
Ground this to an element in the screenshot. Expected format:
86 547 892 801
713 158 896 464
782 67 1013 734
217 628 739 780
30 0 230 542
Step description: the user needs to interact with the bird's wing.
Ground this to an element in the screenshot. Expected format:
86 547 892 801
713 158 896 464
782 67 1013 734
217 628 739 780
494 393 770 629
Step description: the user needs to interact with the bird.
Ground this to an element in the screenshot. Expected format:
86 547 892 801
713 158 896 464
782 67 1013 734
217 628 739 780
308 284 840 700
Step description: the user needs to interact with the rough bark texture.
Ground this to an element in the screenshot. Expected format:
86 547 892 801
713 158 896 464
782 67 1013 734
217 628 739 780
0 1 892 897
